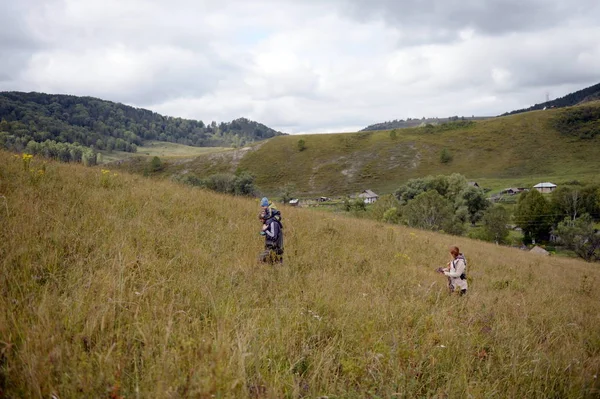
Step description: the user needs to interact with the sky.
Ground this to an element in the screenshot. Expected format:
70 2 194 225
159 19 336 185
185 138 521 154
1 0 599 133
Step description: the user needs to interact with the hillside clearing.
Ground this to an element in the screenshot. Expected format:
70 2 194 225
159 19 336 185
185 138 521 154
99 141 230 163
1 151 599 398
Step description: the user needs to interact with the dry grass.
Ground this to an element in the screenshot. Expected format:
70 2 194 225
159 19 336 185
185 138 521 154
1 151 599 398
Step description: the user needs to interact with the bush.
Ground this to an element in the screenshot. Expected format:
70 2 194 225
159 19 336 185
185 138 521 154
297 139 306 152
440 148 453 164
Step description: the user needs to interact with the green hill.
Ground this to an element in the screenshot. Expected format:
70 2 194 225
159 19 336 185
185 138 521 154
155 103 600 196
361 116 490 132
0 91 283 155
1 150 599 397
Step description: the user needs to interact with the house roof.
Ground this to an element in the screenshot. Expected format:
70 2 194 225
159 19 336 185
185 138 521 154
533 182 557 188
359 189 379 198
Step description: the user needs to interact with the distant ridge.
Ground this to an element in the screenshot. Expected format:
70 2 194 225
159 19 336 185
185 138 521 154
501 82 600 116
0 91 284 152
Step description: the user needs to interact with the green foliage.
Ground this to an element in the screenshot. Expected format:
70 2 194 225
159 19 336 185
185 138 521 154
554 214 600 262
279 183 296 204
297 139 306 152
552 106 600 139
552 185 600 222
344 197 367 213
403 190 457 233
0 92 282 156
382 207 400 224
514 190 553 244
19 138 97 166
149 156 163 173
440 148 453 164
368 194 401 222
389 129 397 140
181 172 255 196
481 205 511 244
460 186 490 225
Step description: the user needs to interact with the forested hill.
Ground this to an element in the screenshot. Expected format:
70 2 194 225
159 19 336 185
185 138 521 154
0 91 283 153
502 82 600 116
360 116 489 132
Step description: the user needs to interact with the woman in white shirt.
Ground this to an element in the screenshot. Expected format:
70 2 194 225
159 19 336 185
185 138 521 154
438 246 468 295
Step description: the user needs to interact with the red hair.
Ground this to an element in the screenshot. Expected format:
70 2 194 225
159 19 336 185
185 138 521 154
449 246 460 258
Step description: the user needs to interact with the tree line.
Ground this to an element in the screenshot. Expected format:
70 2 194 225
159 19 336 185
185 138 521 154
342 173 600 262
0 91 283 157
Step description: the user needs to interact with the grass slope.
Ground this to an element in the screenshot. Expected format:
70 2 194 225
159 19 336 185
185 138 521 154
164 104 600 196
1 151 600 398
99 141 229 163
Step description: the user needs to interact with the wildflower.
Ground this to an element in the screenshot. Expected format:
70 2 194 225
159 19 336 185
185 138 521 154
101 169 110 175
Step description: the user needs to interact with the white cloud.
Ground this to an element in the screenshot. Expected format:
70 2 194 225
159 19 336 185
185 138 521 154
1 0 599 133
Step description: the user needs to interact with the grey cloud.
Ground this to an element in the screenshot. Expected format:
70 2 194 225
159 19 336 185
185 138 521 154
334 0 598 41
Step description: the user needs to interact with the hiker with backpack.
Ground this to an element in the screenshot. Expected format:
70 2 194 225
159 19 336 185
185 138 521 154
258 197 284 264
436 245 468 295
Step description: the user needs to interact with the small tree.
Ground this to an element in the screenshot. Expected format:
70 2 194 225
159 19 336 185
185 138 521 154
440 148 453 164
461 186 490 225
389 129 398 140
403 190 454 232
233 172 255 196
514 190 553 244
150 156 163 172
382 207 400 224
297 139 306 152
279 183 296 204
554 214 600 262
482 205 510 244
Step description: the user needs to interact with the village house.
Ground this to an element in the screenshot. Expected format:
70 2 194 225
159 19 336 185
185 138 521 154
533 182 557 193
359 189 379 204
468 181 480 188
501 187 527 195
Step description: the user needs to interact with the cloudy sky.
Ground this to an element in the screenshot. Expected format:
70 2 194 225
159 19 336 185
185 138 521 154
2 0 599 133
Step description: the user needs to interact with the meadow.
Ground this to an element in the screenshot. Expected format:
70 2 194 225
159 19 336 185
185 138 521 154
99 141 229 164
1 151 600 398
159 104 600 197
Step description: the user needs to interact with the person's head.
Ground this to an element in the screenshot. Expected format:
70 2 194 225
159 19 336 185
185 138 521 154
259 210 268 222
260 197 270 209
449 246 460 259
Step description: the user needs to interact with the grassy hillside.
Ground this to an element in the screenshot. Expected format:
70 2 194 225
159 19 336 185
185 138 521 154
1 151 600 398
99 141 229 164
502 81 600 116
161 104 600 197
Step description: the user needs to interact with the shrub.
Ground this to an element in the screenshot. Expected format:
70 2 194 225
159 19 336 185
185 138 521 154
440 148 453 164
297 139 306 152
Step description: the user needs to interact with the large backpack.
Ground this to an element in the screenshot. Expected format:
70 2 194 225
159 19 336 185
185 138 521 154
452 254 467 280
